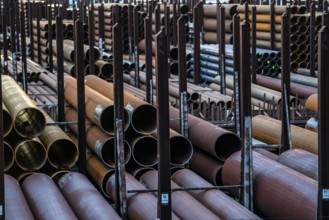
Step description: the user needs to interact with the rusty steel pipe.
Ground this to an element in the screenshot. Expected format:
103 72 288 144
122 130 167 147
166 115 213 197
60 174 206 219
39 162 70 182
203 18 233 32
203 4 238 18
65 107 131 168
84 64 101 77
169 106 241 161
84 75 157 135
203 32 233 44
3 141 14 172
305 93 318 112
5 174 34 220
22 173 78 220
53 56 75 76
106 172 180 220
140 170 221 219
2 102 13 137
236 5 304 14
252 115 318 154
190 150 224 185
95 60 113 79
253 148 278 160
126 159 155 179
222 151 317 219
52 40 75 62
87 155 115 197
138 39 178 61
172 169 262 219
276 149 318 180
38 109 78 169
64 75 130 135
240 13 282 23
63 39 100 62
58 172 121 220
2 75 46 137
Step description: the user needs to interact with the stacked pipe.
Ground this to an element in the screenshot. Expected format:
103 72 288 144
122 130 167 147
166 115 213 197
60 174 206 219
1 75 78 182
202 4 238 44
237 4 320 71
94 3 144 53
63 20 89 43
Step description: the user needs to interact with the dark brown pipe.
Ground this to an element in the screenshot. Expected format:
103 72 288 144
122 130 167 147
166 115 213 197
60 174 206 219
203 18 233 32
85 75 157 135
203 4 238 18
140 170 221 219
222 151 317 219
95 60 113 79
171 169 262 220
169 106 240 161
105 172 180 220
253 148 278 160
190 149 223 185
138 39 179 61
39 162 70 182
22 173 78 219
5 174 34 220
2 75 46 137
126 159 155 179
203 32 233 44
58 172 121 220
276 149 318 180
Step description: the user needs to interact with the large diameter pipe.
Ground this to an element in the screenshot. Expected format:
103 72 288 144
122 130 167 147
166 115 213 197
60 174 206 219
5 174 34 220
169 106 241 161
171 169 262 220
140 170 221 219
65 107 131 168
57 172 121 220
84 75 157 134
39 109 78 169
4 141 14 171
305 93 318 112
106 172 180 220
276 149 318 180
64 75 130 135
63 39 100 62
190 149 224 185
21 173 78 220
1 75 46 137
252 115 318 154
2 102 13 137
222 151 317 219
203 4 238 18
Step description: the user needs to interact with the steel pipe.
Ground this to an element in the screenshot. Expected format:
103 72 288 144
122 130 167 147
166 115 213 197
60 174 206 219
140 170 221 219
169 106 241 161
63 39 100 62
172 169 262 220
253 148 278 160
2 102 13 137
5 174 34 220
95 60 113 79
21 173 78 220
203 4 238 18
85 75 157 135
58 172 121 220
2 75 46 137
222 151 317 219
252 115 318 154
305 93 318 112
3 141 14 171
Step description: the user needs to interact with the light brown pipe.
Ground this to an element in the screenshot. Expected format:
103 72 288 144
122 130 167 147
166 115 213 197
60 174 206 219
138 39 179 61
140 170 221 219
240 13 282 24
5 174 34 220
63 39 100 62
52 40 75 62
32 29 50 38
22 173 78 220
305 93 318 112
64 75 130 135
2 102 13 137
222 151 317 219
276 149 318 180
95 60 113 79
203 32 233 44
203 18 233 32
105 171 180 220
126 159 155 179
52 56 75 75
84 75 157 135
190 149 223 185
253 148 278 160
169 106 241 161
84 64 101 77
2 75 46 137
172 169 262 219
203 4 238 18
38 108 78 169
58 172 121 220
252 115 318 154
236 5 304 14
65 107 131 168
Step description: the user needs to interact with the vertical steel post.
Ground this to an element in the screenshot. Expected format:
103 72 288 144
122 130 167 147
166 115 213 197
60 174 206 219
155 5 161 33
233 13 241 137
20 7 28 93
156 29 172 220
239 20 253 211
37 3 42 65
323 1 328 12
319 0 323 11
56 8 65 129
128 4 133 61
323 11 329 27
145 17 153 104
0 46 4 220
98 3 105 58
15 0 20 52
48 4 53 72
219 5 226 95
172 2 177 45
280 13 291 154
10 1 18 81
75 19 87 175
309 3 316 77
270 2 275 50
133 6 140 87
251 6 257 83
88 2 95 75
178 16 188 138
113 23 128 220
317 26 329 220
193 2 201 85
30 2 35 61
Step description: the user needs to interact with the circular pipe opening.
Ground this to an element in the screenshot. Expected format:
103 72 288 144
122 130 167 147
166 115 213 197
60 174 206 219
131 104 157 135
48 139 78 168
102 139 131 168
3 110 13 137
100 63 113 79
132 136 158 167
101 106 131 135
215 133 241 161
170 136 193 166
15 107 46 138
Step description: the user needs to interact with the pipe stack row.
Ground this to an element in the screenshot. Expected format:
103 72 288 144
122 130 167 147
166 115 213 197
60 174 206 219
5 172 121 219
1 75 78 182
94 3 145 53
62 20 90 43
202 4 238 44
